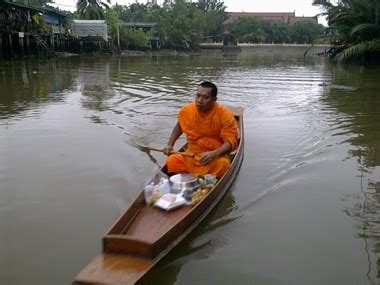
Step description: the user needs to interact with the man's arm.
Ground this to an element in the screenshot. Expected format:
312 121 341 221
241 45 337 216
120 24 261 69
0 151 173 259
198 141 231 166
199 107 237 165
214 140 232 156
164 122 183 154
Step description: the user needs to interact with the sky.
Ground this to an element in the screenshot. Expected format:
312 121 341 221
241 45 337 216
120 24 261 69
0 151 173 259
52 0 325 22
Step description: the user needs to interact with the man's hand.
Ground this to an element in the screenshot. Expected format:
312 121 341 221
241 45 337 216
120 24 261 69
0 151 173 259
163 146 173 156
197 141 232 165
198 150 219 165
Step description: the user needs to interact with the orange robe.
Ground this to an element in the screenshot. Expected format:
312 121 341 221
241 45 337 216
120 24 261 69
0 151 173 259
166 102 238 178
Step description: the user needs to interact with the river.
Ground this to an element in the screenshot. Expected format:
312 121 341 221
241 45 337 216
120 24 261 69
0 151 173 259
1 51 379 285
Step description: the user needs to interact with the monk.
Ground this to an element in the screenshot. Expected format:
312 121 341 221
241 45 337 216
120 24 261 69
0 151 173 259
164 81 238 178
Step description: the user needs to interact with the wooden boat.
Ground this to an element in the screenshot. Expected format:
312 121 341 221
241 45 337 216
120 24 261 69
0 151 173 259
73 106 244 285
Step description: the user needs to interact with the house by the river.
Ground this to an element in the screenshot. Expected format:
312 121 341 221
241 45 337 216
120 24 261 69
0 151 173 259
0 0 70 58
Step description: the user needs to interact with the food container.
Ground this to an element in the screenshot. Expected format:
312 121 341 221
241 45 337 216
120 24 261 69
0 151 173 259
154 193 186 211
169 173 200 196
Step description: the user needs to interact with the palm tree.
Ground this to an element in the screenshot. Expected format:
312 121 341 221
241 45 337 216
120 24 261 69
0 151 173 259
76 0 111 20
314 0 380 62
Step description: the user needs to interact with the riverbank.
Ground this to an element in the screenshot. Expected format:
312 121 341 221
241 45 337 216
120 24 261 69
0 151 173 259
119 44 330 57
200 43 330 55
0 43 330 61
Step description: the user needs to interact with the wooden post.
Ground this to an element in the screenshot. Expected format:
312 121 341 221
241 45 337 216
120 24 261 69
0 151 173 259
0 33 3 59
9 33 13 58
20 37 24 58
19 32 25 58
26 34 30 57
58 35 62 52
37 36 40 58
51 34 54 50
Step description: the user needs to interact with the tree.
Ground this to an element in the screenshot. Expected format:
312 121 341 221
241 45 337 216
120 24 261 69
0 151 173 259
290 20 325 44
313 0 380 62
162 0 205 49
117 3 149 23
196 0 225 12
122 28 150 50
196 0 226 41
262 20 290 43
104 7 118 46
133 0 209 50
228 16 266 43
76 0 111 20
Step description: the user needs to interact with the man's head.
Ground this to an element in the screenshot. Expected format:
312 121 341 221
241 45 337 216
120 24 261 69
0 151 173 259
195 81 217 113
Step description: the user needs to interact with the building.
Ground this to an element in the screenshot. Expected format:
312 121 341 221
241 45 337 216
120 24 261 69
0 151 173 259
0 0 70 58
72 20 108 41
69 20 112 53
223 11 318 25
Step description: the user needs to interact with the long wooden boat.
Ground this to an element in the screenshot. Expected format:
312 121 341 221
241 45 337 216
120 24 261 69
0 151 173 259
73 106 244 285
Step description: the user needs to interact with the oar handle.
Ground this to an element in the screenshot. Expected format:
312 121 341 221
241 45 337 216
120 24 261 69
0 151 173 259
138 145 194 157
169 151 194 157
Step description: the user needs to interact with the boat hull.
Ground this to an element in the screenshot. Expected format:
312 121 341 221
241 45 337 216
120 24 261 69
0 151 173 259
74 107 244 284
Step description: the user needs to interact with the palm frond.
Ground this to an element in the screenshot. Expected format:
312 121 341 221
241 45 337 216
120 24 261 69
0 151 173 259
76 0 108 19
335 38 380 62
100 2 110 10
312 0 334 9
351 23 379 37
77 0 87 10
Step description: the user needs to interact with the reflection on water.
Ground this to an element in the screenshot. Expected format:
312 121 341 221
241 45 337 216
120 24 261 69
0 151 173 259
0 61 76 124
342 175 380 284
0 53 379 285
321 65 380 169
322 65 380 284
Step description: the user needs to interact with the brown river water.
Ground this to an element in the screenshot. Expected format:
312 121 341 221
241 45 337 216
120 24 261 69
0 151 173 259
0 51 379 285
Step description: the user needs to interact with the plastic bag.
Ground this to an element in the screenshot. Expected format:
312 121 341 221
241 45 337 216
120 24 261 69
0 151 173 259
144 166 170 205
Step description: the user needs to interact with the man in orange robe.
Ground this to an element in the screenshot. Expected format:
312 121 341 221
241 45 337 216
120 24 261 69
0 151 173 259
165 81 238 178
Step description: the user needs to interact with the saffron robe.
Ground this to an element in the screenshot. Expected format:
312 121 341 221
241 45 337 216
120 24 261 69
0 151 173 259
166 102 238 178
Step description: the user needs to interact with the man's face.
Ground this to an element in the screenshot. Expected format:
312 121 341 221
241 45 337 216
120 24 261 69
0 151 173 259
195 86 216 113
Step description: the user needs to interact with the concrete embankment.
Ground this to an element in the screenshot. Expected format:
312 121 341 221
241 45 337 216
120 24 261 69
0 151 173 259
200 43 329 55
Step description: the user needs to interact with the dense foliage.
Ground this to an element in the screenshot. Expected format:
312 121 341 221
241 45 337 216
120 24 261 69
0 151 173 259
79 0 324 51
228 16 324 44
313 0 380 62
105 0 226 51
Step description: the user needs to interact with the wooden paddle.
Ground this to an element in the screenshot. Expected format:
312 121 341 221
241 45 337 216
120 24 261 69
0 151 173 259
138 145 195 157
